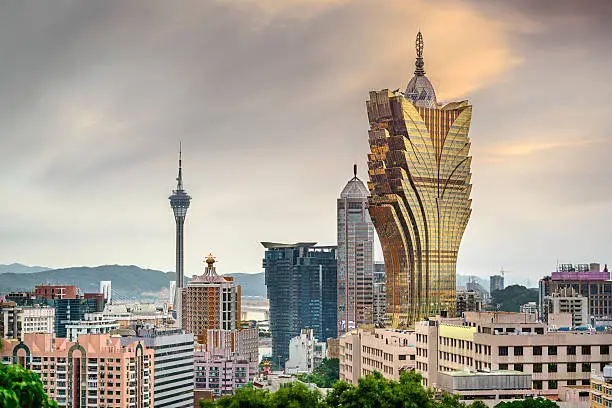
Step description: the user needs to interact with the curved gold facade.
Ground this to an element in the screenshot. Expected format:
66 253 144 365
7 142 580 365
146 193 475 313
367 78 472 327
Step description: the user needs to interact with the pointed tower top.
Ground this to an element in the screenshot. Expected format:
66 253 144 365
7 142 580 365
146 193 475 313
353 164 357 179
415 31 425 76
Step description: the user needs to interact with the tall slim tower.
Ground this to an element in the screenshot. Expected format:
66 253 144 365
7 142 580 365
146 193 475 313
169 145 191 327
337 165 375 336
367 32 473 328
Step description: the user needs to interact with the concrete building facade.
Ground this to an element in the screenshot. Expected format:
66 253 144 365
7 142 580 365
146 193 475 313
339 327 416 385
194 349 257 397
415 312 612 396
0 333 154 408
1 302 55 339
65 313 120 341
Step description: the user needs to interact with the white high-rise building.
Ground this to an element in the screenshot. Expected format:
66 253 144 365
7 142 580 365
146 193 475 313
337 165 375 335
121 327 195 408
100 280 112 303
285 328 327 375
169 281 177 306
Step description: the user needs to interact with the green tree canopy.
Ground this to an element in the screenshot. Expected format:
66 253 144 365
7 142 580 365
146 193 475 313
491 285 538 312
299 358 340 388
0 364 58 408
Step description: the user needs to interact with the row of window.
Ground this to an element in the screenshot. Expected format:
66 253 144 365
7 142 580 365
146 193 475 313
499 345 608 356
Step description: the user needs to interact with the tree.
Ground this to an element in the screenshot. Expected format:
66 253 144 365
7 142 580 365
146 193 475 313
0 364 58 408
201 383 325 408
491 285 538 312
495 398 559 408
300 358 340 388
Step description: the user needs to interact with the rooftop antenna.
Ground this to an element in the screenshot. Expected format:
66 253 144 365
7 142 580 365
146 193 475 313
415 31 425 76
353 164 357 179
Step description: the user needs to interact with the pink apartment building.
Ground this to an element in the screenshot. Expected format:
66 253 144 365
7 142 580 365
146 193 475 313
0 333 154 408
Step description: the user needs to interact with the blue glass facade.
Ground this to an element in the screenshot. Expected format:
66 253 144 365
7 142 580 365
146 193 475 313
262 243 337 366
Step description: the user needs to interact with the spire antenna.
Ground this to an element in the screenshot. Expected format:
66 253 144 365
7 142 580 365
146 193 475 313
176 142 183 190
415 31 425 76
353 164 357 178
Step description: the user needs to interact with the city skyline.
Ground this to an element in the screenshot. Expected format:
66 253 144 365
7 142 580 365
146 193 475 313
1 1 611 281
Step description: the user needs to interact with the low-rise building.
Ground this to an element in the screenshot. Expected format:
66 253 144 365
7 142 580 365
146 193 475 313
519 302 538 317
65 312 119 341
592 365 612 408
456 290 483 317
437 370 532 403
415 311 612 396
339 327 416 385
285 328 327 374
0 333 154 408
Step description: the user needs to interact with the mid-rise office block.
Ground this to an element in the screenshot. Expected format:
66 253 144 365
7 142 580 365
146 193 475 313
54 297 100 338
34 285 78 300
539 263 610 321
337 166 375 335
415 312 612 396
542 289 589 327
65 313 119 341
1 303 55 339
339 327 416 385
121 327 194 408
0 333 154 408
263 242 337 365
456 290 483 317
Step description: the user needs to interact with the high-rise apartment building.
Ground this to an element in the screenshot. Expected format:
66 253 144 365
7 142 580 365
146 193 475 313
337 165 375 335
121 327 195 408
366 32 473 327
263 242 337 365
0 333 154 408
169 147 191 327
285 328 327 374
182 255 241 344
373 262 386 326
490 275 504 293
0 302 55 339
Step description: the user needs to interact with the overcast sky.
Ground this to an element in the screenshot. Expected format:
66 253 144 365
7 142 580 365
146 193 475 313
0 0 610 285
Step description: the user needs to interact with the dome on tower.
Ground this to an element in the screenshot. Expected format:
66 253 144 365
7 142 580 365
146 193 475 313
340 165 369 199
404 31 438 108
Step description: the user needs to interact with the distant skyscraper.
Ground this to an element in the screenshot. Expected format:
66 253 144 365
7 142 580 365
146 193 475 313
100 280 112 303
367 32 473 327
169 145 191 327
337 165 375 335
490 274 504 293
182 255 241 344
169 281 177 305
262 242 337 366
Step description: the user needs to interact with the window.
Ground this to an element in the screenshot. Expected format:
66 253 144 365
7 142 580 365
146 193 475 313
399 355 406 361
601 346 610 355
533 346 542 356
514 346 524 356
499 346 509 356
582 363 591 372
548 346 557 356
582 380 590 386
514 364 523 372
548 380 558 390
567 346 576 355
582 346 591 355
499 364 508 370
548 363 557 373
567 363 576 372
533 363 542 373
533 381 542 390
567 380 576 385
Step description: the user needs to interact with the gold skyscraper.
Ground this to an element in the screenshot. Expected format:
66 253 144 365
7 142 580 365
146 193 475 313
367 32 472 328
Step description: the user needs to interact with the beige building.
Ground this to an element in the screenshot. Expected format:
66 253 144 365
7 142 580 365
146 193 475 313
0 333 154 408
415 312 612 396
437 370 532 402
591 366 612 408
339 327 416 385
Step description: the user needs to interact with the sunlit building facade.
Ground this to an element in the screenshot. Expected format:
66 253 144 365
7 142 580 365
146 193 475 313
367 32 472 327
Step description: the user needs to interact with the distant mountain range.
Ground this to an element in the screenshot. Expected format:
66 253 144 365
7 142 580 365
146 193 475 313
0 264 266 300
0 264 498 301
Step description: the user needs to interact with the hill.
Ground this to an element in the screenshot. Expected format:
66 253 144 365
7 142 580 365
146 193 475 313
0 263 51 274
491 285 539 312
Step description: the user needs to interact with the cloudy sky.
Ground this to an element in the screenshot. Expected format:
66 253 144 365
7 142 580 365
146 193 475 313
0 0 610 285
